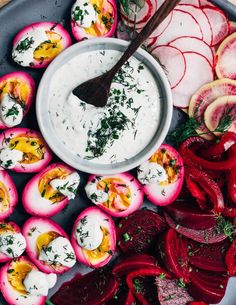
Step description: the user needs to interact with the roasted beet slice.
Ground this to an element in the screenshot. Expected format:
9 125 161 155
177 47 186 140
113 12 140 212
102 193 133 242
156 277 194 305
117 210 167 254
164 212 228 244
187 239 229 272
105 285 135 305
162 229 190 283
52 269 119 305
225 239 236 276
165 201 217 230
112 254 158 277
188 268 229 304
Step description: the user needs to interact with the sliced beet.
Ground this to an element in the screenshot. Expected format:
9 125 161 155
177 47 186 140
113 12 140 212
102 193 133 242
112 254 158 277
52 269 119 305
164 212 228 244
156 277 194 305
105 285 135 305
187 239 229 272
188 268 229 304
117 209 167 255
165 201 217 230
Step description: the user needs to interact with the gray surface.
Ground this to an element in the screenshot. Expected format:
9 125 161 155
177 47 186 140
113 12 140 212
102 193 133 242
0 0 234 305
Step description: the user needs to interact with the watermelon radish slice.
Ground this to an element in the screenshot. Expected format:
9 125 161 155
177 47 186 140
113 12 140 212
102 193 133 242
164 212 228 244
117 209 167 254
188 268 229 304
71 0 117 41
169 36 214 65
0 169 18 220
22 162 79 217
172 52 214 108
22 217 76 274
203 7 229 46
156 9 203 46
85 173 143 217
151 45 186 89
177 4 213 45
229 21 236 34
0 72 35 129
0 221 26 263
71 207 116 268
187 239 229 272
138 144 184 206
215 33 236 80
189 79 236 139
0 128 52 173
204 96 236 137
0 256 46 305
165 201 217 230
12 22 72 68
51 269 119 305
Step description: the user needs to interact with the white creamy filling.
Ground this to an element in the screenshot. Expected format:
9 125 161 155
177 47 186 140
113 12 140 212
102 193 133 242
75 214 103 250
12 27 48 67
85 180 109 204
72 0 97 28
23 270 57 296
0 232 26 258
0 94 24 127
0 148 23 169
138 161 168 185
49 50 160 164
50 172 80 199
39 236 76 268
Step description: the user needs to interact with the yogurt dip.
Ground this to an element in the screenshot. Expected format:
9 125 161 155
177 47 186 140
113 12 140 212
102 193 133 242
49 49 161 164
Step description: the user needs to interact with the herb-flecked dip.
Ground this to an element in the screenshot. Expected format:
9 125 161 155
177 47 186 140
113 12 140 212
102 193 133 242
49 49 161 164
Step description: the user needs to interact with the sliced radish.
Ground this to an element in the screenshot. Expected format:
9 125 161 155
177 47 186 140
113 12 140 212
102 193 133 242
156 9 203 46
172 52 214 108
144 36 157 48
189 79 236 139
204 95 236 137
203 7 229 46
216 33 236 80
169 36 214 66
229 21 236 34
199 0 215 7
177 5 213 45
151 45 186 89
179 0 200 5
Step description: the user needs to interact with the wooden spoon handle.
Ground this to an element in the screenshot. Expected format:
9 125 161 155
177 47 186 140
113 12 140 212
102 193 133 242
111 0 181 74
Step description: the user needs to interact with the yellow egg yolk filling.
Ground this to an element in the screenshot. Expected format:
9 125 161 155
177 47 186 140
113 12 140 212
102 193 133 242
38 167 70 203
8 260 34 294
0 183 10 213
97 178 131 211
34 31 63 62
83 227 111 261
0 78 31 106
149 149 180 185
9 135 45 164
36 231 60 255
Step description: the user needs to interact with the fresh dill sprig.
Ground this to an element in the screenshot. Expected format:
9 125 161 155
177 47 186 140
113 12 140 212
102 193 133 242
215 215 234 241
214 104 236 133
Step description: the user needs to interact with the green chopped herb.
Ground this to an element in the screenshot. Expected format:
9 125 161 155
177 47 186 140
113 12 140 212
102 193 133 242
123 232 131 242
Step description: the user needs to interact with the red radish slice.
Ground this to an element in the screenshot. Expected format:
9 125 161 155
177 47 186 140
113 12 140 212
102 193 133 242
199 0 215 7
151 45 186 89
179 0 200 5
229 21 236 34
172 52 214 108
177 5 213 45
216 33 236 80
169 36 214 65
203 7 229 46
155 9 203 46
144 36 157 48
189 79 236 139
204 96 236 137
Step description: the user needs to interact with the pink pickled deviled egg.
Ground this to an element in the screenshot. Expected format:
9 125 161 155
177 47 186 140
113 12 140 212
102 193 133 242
0 72 35 129
71 0 117 41
0 221 26 263
137 144 184 206
23 217 76 274
12 22 72 68
22 162 80 217
85 173 143 217
0 256 57 305
0 128 52 173
71 206 116 268
0 169 18 220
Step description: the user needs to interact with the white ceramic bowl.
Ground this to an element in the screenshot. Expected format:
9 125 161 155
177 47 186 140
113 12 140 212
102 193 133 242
36 38 173 174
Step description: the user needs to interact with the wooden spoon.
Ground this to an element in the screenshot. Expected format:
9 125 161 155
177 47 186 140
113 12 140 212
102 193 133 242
72 0 181 107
